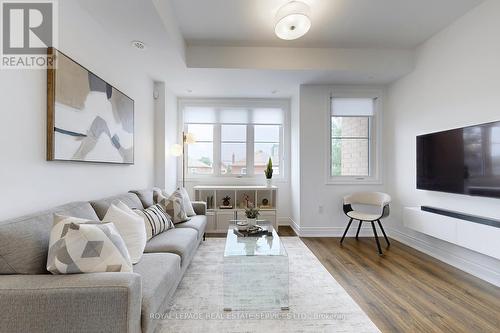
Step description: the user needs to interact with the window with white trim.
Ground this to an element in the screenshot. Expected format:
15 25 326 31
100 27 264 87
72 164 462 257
181 101 286 178
328 94 381 183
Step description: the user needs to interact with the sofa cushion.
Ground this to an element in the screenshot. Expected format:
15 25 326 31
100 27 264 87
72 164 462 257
144 228 198 265
133 253 181 332
90 193 143 220
175 215 207 240
0 202 99 274
129 189 154 208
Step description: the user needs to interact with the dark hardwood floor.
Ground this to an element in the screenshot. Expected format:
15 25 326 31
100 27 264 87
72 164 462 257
300 236 500 333
207 226 500 332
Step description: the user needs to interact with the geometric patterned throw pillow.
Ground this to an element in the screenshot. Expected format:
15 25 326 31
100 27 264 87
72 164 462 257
133 204 174 240
158 190 191 224
46 214 132 274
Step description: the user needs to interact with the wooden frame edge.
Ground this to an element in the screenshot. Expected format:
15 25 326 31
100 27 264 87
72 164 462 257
46 46 55 161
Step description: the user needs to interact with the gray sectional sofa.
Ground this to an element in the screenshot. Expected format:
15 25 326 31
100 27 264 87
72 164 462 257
0 189 207 333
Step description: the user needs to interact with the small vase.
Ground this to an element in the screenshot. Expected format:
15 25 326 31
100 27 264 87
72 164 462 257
247 218 256 227
266 178 272 187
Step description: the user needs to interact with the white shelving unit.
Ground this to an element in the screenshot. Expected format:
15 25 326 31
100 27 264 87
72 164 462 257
193 185 278 233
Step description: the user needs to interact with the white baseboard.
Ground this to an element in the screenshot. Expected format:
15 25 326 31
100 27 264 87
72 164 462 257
388 228 500 287
285 218 382 238
288 217 300 236
298 226 378 237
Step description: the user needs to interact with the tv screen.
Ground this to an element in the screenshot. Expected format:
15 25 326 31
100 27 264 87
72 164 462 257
417 121 500 198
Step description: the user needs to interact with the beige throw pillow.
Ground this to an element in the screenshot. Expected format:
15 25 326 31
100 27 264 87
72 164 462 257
103 201 147 264
178 187 196 217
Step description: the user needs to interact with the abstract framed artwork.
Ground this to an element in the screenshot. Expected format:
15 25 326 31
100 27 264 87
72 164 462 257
47 47 134 164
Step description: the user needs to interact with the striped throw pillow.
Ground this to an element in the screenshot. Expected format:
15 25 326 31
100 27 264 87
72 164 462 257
134 204 174 240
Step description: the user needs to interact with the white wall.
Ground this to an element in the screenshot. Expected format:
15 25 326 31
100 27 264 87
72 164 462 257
0 0 155 220
153 82 178 193
290 91 301 230
386 0 500 285
298 85 385 236
154 82 166 189
165 87 179 193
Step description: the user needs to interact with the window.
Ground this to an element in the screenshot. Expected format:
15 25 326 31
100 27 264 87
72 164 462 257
255 125 280 175
181 101 287 178
221 124 247 175
328 95 381 183
186 124 213 175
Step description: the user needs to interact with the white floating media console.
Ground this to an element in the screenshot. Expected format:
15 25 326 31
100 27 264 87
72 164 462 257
193 185 278 233
403 206 500 260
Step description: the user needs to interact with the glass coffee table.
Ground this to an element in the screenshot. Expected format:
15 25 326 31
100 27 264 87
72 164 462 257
223 221 289 311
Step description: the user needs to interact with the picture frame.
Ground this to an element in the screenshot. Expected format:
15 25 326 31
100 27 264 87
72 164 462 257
47 47 134 164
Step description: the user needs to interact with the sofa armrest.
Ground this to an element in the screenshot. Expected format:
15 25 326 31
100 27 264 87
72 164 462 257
0 273 142 333
191 201 207 216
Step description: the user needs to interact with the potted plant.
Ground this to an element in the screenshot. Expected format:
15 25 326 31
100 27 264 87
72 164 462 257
245 205 260 226
264 157 273 187
221 195 232 208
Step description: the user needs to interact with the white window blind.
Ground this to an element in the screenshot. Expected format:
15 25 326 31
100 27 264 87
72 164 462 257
183 107 217 124
183 107 284 125
331 98 374 116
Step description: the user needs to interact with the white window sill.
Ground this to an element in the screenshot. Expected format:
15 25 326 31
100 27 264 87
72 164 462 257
325 177 382 185
182 177 288 184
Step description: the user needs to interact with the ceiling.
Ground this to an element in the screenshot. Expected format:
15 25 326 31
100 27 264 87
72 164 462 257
76 0 484 97
171 0 483 48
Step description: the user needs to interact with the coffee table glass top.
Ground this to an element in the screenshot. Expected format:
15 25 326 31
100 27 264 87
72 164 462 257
224 221 287 257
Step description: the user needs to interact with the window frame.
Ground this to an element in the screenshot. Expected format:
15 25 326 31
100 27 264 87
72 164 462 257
178 98 289 182
184 123 215 176
325 88 383 185
220 123 248 177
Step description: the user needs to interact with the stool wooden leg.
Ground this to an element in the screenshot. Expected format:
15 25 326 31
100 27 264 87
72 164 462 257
371 221 383 255
377 220 390 247
340 218 353 244
355 220 362 239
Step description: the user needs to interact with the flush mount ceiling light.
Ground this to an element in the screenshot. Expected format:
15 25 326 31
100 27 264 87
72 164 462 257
274 1 311 40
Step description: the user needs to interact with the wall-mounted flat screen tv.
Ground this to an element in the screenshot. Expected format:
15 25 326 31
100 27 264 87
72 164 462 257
417 121 500 198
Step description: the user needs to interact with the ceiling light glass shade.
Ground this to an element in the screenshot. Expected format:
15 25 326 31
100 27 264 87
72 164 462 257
274 1 311 40
170 144 183 157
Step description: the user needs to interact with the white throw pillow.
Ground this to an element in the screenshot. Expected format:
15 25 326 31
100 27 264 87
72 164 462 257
103 201 147 264
179 187 196 217
158 190 190 224
47 214 132 274
133 204 174 240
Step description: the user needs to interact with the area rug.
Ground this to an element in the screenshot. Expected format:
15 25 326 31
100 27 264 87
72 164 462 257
157 237 379 333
